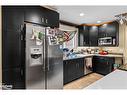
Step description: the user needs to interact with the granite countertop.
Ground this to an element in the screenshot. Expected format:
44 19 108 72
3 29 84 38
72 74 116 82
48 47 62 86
85 69 127 89
63 53 123 61
95 54 123 58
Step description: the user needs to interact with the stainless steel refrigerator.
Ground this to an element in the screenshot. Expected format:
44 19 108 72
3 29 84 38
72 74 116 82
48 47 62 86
25 23 63 89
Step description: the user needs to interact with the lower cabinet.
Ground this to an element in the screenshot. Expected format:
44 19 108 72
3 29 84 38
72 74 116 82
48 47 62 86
2 67 25 89
64 56 115 84
64 58 84 85
93 56 115 75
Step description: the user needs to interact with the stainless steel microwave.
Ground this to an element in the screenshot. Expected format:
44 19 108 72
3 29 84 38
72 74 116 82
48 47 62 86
98 37 116 46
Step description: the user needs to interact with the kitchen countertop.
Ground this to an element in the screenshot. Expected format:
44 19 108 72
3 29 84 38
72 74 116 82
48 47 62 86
85 69 127 89
63 53 123 61
119 64 127 71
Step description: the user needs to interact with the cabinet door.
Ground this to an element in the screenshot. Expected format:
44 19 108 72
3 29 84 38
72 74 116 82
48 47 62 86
98 25 107 38
24 6 46 25
2 6 24 32
63 61 68 84
76 58 84 78
106 21 119 37
45 9 59 28
89 26 98 46
83 26 89 46
67 60 77 82
2 6 24 69
78 26 89 46
2 6 25 89
93 57 114 75
95 59 110 75
78 26 85 46
98 21 119 38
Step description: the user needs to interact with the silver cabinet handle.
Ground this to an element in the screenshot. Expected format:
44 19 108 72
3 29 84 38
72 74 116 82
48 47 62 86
20 24 24 41
21 69 23 76
42 34 45 71
47 60 50 72
42 18 44 23
45 19 48 24
20 24 24 31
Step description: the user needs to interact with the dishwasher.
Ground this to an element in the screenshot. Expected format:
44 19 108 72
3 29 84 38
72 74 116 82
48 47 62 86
84 57 93 75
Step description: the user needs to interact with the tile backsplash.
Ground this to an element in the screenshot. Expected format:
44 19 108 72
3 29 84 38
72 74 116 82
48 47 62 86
76 46 124 54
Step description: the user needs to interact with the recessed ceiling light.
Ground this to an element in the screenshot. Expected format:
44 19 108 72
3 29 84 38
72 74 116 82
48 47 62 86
103 24 107 26
97 21 101 23
80 13 84 16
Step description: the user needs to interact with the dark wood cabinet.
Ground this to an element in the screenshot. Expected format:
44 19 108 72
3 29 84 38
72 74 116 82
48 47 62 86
78 26 89 46
24 6 59 27
64 58 84 84
2 67 25 89
63 61 68 84
98 21 119 38
76 58 84 78
2 6 24 32
78 26 84 46
24 6 46 25
78 26 98 46
98 24 106 38
89 26 98 46
2 6 25 89
93 56 115 75
45 9 59 28
98 21 119 46
78 21 119 46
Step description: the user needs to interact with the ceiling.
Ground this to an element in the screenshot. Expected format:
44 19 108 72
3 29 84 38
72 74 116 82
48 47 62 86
54 6 127 25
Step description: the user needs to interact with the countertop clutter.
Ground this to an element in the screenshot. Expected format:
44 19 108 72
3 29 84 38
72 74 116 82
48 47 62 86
85 69 127 89
63 53 123 60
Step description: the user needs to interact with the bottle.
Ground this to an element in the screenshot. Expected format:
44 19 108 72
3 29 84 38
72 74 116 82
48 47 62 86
113 38 116 45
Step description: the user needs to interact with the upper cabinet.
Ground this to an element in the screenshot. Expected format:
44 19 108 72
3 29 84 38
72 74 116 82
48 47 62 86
78 21 119 47
2 6 25 69
24 6 59 27
78 26 89 46
89 26 98 46
98 21 119 38
2 6 24 32
78 26 98 46
24 6 46 25
45 9 59 28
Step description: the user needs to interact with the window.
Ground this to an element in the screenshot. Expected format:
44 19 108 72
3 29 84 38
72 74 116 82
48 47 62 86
59 24 78 50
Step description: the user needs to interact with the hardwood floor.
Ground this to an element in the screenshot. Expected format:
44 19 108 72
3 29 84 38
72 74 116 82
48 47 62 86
64 73 104 89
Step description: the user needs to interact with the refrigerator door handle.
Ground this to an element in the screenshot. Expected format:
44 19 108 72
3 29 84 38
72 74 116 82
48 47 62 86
21 69 23 76
42 38 46 71
47 57 50 71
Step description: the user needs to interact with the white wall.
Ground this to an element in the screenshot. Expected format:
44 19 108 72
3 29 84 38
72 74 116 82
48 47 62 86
0 6 2 89
123 24 127 63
